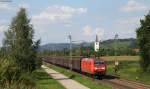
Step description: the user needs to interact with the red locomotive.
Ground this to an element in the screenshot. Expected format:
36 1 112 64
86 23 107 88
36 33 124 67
43 56 107 77
81 58 106 76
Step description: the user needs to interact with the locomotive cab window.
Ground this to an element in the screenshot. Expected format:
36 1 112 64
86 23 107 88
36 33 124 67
94 61 104 65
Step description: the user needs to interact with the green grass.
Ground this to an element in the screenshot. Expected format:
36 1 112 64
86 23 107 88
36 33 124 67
34 69 66 89
101 56 139 61
107 60 150 85
44 63 112 89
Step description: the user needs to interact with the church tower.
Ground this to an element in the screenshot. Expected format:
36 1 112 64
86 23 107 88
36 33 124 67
94 35 99 52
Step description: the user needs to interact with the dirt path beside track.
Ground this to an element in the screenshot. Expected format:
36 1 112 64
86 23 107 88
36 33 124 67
42 65 90 89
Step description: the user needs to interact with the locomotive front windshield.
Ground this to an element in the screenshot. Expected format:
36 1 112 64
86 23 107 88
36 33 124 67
94 61 104 65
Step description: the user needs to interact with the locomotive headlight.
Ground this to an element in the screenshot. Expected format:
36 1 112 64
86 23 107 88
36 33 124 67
101 67 105 70
94 67 98 70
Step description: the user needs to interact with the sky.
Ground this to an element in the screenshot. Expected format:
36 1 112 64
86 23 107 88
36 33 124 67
0 0 150 46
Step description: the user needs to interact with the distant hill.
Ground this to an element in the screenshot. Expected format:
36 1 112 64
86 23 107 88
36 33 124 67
40 38 138 51
101 38 138 49
40 43 70 51
39 42 92 51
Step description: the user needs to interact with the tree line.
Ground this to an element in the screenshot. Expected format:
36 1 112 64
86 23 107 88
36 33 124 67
39 45 138 57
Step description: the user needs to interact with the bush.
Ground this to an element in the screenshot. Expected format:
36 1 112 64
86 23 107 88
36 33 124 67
0 58 36 89
0 58 19 86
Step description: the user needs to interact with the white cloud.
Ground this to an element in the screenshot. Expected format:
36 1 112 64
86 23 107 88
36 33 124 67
83 25 105 39
115 17 143 36
119 18 134 25
64 23 72 27
0 3 11 10
32 5 87 23
95 27 104 37
0 2 30 12
31 5 87 41
117 17 141 27
0 25 8 32
83 25 92 36
18 3 29 9
122 0 148 12
0 20 8 32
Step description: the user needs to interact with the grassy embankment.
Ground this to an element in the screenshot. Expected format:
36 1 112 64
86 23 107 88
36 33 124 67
102 56 150 84
35 69 65 89
44 63 112 89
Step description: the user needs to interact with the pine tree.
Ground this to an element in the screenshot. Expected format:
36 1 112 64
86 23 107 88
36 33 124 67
3 8 40 72
136 12 150 72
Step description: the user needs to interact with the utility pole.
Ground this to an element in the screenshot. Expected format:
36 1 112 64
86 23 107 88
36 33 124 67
72 40 85 59
68 35 72 70
114 34 119 73
114 34 118 57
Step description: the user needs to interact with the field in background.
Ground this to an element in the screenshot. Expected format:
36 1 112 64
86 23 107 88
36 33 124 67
101 56 139 61
103 56 150 84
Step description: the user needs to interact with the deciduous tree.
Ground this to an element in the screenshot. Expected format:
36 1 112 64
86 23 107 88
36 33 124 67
136 12 150 72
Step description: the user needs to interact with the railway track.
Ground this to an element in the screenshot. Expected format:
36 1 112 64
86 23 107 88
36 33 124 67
99 74 150 89
81 73 150 89
43 57 150 89
102 78 150 89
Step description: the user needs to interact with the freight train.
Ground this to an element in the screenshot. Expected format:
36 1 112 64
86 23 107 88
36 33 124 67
42 56 106 77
